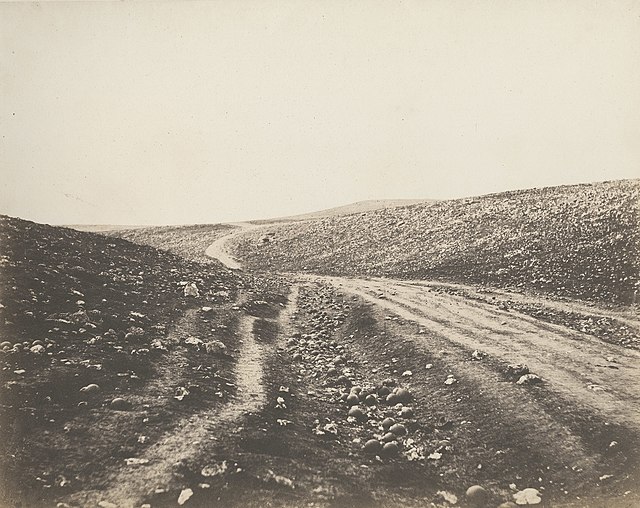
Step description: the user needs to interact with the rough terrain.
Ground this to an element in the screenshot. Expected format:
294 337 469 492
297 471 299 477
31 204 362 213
2 180 639 507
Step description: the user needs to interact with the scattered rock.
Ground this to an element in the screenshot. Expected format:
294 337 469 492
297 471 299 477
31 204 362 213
174 387 189 401
178 488 193 505
79 384 101 396
471 350 487 361
513 488 541 505
183 283 200 297
204 340 227 355
265 470 295 489
437 490 458 504
516 374 542 385
506 364 530 377
124 457 149 466
201 461 228 477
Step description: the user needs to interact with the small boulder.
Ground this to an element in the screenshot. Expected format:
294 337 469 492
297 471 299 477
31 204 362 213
506 364 530 377
184 283 200 298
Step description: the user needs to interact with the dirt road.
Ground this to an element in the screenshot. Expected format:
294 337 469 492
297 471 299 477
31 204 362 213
205 223 259 269
312 276 640 432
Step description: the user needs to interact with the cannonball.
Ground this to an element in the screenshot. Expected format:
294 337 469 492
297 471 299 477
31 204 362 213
348 406 366 421
465 485 489 506
110 397 129 410
363 439 382 455
395 388 411 403
346 393 360 406
364 394 378 406
381 417 395 430
381 432 396 443
399 407 414 418
377 386 391 397
389 423 407 436
381 441 399 457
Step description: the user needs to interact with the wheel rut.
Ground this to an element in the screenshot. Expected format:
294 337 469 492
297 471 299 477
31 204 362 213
65 292 269 508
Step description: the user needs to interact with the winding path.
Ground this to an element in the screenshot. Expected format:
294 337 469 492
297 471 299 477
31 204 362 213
205 222 259 270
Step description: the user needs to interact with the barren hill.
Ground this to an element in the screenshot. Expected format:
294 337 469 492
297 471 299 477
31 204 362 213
233 180 640 304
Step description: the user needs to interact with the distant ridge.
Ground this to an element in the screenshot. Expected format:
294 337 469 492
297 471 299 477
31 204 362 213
251 198 437 224
65 224 150 232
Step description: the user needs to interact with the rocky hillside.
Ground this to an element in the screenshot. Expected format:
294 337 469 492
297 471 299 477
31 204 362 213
234 180 640 304
0 216 241 505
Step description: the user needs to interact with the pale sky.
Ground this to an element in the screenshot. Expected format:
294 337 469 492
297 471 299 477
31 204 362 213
1 0 639 225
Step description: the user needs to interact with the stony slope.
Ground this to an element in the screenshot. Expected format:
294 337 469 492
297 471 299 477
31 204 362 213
0 216 242 506
234 180 640 304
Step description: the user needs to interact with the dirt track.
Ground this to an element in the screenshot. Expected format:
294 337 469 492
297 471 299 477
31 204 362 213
314 276 640 433
204 223 258 270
